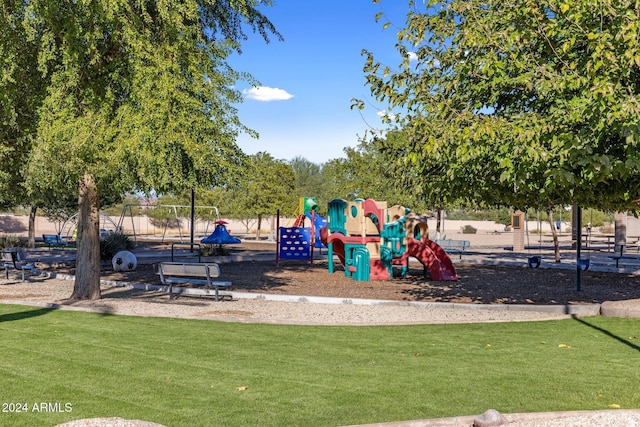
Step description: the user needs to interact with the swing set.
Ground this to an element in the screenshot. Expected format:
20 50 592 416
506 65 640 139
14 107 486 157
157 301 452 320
525 208 591 270
117 204 221 243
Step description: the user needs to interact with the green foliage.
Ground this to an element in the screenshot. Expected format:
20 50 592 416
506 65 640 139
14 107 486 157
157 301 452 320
0 235 27 249
230 152 297 218
2 0 281 297
201 243 232 256
321 132 430 211
582 208 614 228
365 0 640 212
100 195 144 217
0 0 44 208
290 157 323 196
446 209 512 225
1 305 640 426
99 232 135 260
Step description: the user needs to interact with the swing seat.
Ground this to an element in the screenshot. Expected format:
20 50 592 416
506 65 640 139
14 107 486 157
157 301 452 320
527 256 541 268
577 259 590 271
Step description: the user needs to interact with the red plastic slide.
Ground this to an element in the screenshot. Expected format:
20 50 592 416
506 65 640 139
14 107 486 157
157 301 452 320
322 227 346 267
406 238 458 281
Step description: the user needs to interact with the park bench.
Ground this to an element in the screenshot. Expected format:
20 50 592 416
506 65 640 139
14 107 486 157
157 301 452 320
606 244 640 267
607 255 640 268
433 239 471 259
42 234 70 248
157 262 232 301
1 250 35 281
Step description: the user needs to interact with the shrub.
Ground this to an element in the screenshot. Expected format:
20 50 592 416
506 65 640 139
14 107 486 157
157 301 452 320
0 235 27 249
599 225 614 234
201 244 232 256
100 232 135 260
461 225 477 234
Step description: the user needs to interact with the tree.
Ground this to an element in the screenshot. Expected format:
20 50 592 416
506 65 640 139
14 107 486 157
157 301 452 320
289 157 324 203
233 152 296 237
363 0 640 259
322 132 428 211
0 1 49 248
7 0 281 299
364 0 640 209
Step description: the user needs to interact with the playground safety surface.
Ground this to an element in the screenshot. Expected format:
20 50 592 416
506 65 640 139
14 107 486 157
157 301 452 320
44 239 640 307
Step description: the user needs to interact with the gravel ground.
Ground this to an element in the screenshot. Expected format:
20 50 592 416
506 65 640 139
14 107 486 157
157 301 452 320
0 275 576 324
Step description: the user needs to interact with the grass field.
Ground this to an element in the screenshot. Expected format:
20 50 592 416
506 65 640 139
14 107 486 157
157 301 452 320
0 304 639 426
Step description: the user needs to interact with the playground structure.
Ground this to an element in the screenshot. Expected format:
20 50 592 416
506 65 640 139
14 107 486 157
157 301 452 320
60 212 120 240
276 197 327 266
322 198 458 282
201 220 241 245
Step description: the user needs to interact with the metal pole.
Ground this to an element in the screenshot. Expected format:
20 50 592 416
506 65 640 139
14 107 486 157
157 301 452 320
310 210 315 265
275 209 280 269
190 189 195 252
576 205 582 291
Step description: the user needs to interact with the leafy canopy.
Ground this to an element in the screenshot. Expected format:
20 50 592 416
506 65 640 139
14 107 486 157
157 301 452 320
364 0 640 211
20 0 281 202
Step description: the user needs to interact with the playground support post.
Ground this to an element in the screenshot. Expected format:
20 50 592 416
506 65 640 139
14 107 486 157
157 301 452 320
190 189 195 252
310 210 315 265
576 205 582 292
275 209 280 269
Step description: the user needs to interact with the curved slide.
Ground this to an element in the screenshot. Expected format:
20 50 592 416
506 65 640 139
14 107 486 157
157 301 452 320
406 238 458 281
305 211 328 248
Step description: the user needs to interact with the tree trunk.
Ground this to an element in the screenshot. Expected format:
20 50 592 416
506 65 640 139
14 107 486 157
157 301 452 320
71 174 101 300
256 213 262 239
436 209 443 238
28 205 37 249
546 208 561 263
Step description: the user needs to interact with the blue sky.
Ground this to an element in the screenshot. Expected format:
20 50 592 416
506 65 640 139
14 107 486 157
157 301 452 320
229 0 414 164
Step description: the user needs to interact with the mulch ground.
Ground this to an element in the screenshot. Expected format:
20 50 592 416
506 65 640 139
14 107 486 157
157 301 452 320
49 240 640 306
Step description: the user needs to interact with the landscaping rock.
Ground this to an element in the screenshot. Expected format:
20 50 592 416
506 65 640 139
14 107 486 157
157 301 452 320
474 409 509 427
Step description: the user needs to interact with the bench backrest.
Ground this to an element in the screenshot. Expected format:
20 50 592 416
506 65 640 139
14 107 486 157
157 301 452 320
1 251 17 266
159 262 220 278
434 239 470 248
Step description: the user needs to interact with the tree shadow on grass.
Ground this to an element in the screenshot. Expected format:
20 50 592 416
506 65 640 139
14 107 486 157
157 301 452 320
0 307 55 323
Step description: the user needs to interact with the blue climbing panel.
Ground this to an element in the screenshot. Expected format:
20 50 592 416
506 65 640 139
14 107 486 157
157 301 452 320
279 227 311 259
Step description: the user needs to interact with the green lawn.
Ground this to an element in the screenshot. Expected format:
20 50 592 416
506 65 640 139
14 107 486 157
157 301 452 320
0 304 638 426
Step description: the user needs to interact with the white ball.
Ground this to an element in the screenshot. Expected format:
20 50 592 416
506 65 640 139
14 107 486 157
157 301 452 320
112 250 137 271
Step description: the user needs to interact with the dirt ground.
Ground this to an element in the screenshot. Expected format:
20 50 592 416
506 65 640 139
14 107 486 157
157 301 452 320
48 240 640 306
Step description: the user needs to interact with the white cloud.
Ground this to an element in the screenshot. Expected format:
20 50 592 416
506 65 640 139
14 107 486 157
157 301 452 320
243 86 294 102
377 110 397 121
407 51 418 62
